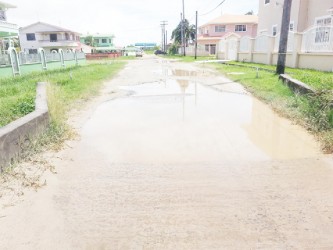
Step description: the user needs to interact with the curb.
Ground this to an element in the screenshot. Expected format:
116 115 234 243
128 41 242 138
0 82 49 172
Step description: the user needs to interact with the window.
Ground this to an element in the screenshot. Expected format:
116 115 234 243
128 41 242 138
102 38 107 43
315 17 332 43
272 25 277 36
235 25 246 32
28 49 38 54
205 44 209 52
289 21 294 32
65 33 69 40
109 39 112 43
264 0 270 4
50 34 57 42
26 33 36 41
215 25 226 32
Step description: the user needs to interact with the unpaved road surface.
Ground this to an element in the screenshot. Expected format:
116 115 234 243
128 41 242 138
1 55 333 249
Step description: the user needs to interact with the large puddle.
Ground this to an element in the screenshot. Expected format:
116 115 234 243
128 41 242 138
81 72 321 164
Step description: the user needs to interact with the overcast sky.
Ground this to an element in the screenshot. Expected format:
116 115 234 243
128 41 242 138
8 0 258 46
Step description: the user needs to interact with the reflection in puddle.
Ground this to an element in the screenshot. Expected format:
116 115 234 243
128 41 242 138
82 79 321 164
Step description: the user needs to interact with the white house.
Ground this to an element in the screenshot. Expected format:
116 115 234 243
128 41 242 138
19 22 81 54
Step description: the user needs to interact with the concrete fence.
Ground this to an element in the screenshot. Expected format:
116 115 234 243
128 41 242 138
0 48 86 78
0 82 49 172
217 26 333 72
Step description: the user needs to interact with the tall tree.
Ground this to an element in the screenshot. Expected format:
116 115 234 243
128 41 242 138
171 19 196 46
276 0 293 74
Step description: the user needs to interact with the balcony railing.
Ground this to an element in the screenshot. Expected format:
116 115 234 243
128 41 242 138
0 20 18 30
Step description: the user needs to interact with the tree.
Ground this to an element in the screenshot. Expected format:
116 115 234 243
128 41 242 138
171 19 196 46
84 35 95 46
245 10 254 15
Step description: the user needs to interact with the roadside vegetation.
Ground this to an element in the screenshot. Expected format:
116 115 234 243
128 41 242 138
212 62 333 152
0 62 125 158
159 54 216 63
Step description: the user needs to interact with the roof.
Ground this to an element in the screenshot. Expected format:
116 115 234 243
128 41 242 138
0 1 16 8
20 21 80 34
82 33 115 38
200 14 258 27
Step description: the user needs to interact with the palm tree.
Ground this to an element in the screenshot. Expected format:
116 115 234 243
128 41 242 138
171 19 196 46
84 35 95 46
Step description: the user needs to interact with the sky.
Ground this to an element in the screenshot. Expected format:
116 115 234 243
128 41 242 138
8 0 258 46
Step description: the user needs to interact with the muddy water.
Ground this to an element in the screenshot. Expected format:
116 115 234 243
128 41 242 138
81 75 320 164
1 56 333 249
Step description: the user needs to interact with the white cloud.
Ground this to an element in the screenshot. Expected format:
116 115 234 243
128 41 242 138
9 0 258 46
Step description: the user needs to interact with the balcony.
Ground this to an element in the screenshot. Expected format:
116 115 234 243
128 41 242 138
0 21 18 37
38 39 79 48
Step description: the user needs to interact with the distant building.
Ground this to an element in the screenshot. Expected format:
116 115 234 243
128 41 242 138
0 1 19 52
80 33 116 53
197 14 258 54
134 43 157 50
19 22 81 54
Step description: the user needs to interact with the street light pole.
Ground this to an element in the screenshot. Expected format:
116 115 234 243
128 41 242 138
182 0 186 56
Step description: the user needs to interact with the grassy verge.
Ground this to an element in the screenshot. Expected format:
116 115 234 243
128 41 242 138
212 62 333 152
227 61 333 90
0 62 125 166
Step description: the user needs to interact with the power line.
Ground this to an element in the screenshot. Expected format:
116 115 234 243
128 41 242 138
200 0 227 16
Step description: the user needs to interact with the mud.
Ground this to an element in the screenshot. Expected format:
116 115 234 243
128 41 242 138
1 55 333 249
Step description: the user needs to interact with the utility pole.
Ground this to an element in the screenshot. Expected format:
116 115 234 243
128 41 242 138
195 11 198 60
180 13 184 56
182 0 186 56
165 30 168 53
160 21 168 52
276 0 293 74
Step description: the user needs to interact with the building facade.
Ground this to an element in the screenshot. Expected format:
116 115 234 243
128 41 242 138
258 0 333 35
19 22 80 54
80 33 115 53
197 14 258 54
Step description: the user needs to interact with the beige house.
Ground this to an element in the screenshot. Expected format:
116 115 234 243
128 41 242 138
258 0 333 35
197 14 258 55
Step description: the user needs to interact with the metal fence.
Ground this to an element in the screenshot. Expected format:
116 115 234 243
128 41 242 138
302 26 333 53
0 54 10 66
19 53 41 64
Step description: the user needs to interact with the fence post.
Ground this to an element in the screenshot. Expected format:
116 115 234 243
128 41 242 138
59 49 65 67
8 47 21 76
38 48 47 70
74 51 79 66
291 32 302 68
249 38 255 63
267 36 275 65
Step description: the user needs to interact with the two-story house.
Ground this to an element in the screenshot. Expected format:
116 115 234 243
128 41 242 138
198 14 258 54
0 1 18 52
258 0 333 36
19 22 81 54
80 33 115 53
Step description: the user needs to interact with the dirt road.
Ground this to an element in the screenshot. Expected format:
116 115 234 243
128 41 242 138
1 55 333 249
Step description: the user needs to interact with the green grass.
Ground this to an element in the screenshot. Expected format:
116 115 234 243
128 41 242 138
0 62 125 127
227 61 333 90
213 62 333 152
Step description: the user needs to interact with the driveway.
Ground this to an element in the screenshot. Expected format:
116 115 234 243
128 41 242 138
1 55 333 249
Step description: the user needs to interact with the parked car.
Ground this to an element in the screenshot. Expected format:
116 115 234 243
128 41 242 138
136 50 143 57
154 50 167 55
